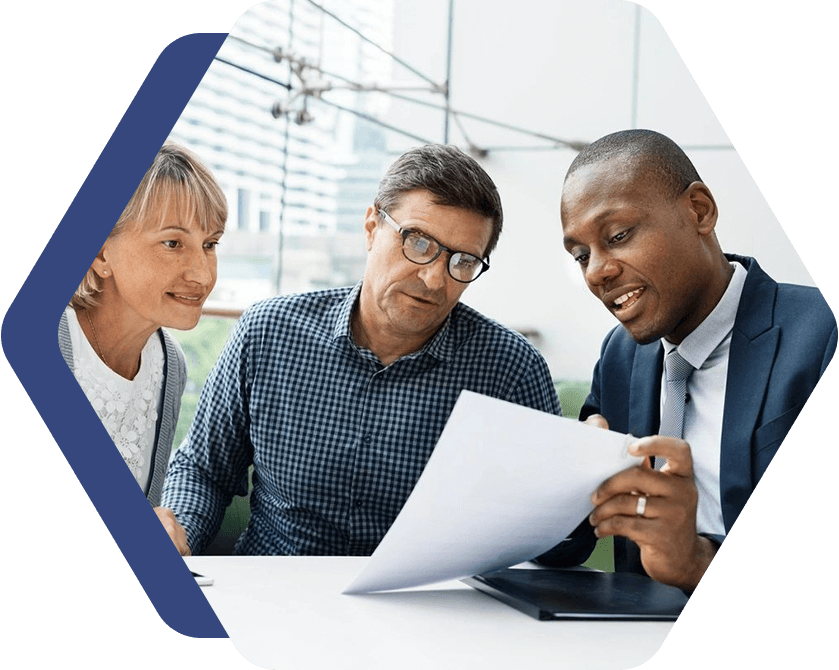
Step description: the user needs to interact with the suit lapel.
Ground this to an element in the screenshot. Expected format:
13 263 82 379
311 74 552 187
615 341 663 575
720 258 779 532
629 341 663 441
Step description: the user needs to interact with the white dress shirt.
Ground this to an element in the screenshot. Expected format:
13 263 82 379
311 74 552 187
660 261 747 537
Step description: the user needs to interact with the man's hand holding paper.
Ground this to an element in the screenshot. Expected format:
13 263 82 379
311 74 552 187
588 435 716 592
344 391 644 594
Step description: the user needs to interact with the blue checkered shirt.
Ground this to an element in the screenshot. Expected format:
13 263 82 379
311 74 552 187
162 283 560 555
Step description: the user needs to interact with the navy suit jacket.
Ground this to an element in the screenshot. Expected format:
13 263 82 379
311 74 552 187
539 255 837 573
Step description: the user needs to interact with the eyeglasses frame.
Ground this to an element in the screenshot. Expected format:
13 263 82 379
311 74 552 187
377 208 490 284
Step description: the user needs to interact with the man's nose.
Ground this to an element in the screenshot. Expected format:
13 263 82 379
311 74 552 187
585 251 620 287
416 255 448 291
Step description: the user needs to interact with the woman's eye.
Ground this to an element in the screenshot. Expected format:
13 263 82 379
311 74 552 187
610 230 628 244
162 240 180 249
204 240 220 250
573 253 589 265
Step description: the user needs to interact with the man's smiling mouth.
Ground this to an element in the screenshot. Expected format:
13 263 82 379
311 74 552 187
613 287 644 310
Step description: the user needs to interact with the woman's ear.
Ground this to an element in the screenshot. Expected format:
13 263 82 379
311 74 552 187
90 246 111 279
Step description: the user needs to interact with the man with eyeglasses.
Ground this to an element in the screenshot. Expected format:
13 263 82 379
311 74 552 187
158 144 559 556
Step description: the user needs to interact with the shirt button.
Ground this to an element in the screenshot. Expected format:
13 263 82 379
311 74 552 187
354 499 363 508
362 434 372 445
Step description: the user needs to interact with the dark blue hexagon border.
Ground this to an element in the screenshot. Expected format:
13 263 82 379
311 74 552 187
1 33 228 638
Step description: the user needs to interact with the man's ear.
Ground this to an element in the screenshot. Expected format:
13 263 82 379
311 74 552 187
685 181 718 235
364 206 379 251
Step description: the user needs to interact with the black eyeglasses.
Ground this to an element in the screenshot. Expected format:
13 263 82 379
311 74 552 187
378 209 490 283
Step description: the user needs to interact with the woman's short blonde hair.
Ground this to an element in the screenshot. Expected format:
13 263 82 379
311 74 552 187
71 141 228 311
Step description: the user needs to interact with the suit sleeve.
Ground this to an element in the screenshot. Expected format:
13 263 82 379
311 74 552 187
578 354 604 422
534 517 598 568
821 323 837 375
534 340 611 567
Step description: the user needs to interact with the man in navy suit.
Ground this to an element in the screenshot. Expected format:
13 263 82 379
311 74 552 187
541 129 836 592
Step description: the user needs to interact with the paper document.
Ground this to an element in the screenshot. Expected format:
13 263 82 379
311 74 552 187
344 391 641 594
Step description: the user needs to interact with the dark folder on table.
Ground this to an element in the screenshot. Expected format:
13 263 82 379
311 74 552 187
462 568 688 621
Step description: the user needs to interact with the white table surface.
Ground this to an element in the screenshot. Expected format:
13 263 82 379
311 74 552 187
185 556 674 670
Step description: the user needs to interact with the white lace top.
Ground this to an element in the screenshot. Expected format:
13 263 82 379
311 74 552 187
65 307 165 493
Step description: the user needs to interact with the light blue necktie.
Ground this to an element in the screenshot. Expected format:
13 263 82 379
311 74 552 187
656 349 695 468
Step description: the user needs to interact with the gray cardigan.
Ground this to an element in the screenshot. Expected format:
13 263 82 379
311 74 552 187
58 310 187 506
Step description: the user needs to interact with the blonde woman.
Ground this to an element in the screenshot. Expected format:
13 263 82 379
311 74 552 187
59 141 227 509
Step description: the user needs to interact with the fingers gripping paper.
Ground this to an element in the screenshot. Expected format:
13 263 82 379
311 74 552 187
344 391 641 594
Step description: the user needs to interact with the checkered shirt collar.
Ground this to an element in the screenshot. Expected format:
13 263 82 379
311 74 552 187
331 281 456 363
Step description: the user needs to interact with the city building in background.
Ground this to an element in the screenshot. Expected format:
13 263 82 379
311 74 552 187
165 0 810 385
169 0 398 307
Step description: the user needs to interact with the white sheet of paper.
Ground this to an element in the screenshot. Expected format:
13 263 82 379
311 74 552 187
344 390 642 594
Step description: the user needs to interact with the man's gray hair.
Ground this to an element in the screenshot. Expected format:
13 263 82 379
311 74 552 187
374 144 503 257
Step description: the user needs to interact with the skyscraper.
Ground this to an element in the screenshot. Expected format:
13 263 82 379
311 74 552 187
169 0 397 305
